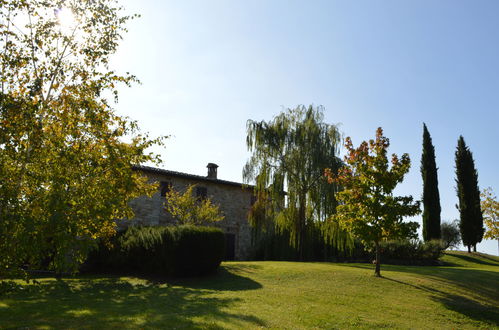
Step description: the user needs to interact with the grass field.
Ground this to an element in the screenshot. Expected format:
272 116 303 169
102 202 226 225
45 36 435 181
0 251 498 329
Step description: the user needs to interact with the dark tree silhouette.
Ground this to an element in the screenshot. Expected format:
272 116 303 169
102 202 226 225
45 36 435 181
455 136 484 252
421 123 441 241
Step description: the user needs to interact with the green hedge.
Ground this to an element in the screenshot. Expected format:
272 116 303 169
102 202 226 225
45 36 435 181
379 239 445 264
84 225 225 277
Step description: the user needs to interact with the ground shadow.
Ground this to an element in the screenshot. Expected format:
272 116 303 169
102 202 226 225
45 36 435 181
382 275 499 325
434 293 499 324
379 268 499 325
338 262 499 325
0 267 265 328
443 253 499 267
172 264 263 292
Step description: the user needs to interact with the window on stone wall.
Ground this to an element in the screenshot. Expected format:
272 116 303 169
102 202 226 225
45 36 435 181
160 181 171 197
196 186 207 200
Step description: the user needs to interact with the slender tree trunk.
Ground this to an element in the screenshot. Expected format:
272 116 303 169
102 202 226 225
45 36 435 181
298 197 306 261
473 245 477 252
467 245 471 253
374 241 381 277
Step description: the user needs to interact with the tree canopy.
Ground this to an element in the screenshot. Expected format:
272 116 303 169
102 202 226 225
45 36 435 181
243 105 351 260
326 127 420 277
0 0 163 276
164 185 224 225
440 220 461 250
455 136 484 253
481 187 499 252
421 123 441 241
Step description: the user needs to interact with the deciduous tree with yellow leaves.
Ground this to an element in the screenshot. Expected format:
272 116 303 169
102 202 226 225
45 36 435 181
164 185 224 225
0 0 163 277
481 187 499 254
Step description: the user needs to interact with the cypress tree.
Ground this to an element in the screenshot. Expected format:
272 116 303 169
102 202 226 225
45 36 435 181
455 136 485 252
421 123 441 241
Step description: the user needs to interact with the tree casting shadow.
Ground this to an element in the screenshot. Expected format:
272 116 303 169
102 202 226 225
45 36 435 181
339 262 498 325
381 270 499 325
0 267 265 328
443 253 499 267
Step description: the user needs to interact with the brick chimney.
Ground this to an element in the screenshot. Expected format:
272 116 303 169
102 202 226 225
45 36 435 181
207 163 218 179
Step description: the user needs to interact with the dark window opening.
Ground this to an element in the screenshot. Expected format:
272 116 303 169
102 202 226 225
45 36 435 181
160 181 171 197
196 186 207 200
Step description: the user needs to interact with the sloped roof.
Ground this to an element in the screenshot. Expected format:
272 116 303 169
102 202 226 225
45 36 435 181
133 165 253 189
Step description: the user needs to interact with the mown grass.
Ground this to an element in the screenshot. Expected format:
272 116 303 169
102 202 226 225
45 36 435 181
0 251 498 329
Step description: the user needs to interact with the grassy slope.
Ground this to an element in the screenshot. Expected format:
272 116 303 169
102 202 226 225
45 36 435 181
0 252 498 329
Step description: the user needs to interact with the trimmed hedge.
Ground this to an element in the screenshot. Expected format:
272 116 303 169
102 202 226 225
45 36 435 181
84 225 225 277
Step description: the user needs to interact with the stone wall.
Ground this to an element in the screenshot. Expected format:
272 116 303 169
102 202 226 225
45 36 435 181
120 169 254 260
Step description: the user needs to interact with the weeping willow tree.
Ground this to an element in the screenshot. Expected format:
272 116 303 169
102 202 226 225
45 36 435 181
243 105 353 260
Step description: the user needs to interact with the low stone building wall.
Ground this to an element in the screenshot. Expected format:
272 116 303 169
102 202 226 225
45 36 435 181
120 164 254 260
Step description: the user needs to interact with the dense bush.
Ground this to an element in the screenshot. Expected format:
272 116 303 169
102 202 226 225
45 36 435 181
441 220 461 250
84 225 225 277
250 230 445 265
250 226 359 262
379 239 445 264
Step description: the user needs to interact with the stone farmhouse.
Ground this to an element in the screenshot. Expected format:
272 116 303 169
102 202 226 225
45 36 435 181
122 163 254 260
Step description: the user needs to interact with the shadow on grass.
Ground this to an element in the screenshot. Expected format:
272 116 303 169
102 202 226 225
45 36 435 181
339 262 499 325
443 252 499 267
148 264 264 292
0 266 265 329
382 274 499 325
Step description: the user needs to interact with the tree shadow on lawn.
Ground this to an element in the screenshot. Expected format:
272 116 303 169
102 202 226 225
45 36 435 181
442 253 499 267
344 262 499 325
382 275 499 325
342 263 498 298
144 264 263 292
0 267 265 329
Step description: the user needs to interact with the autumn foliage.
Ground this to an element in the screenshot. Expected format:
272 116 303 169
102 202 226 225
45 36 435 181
326 128 420 276
481 188 499 241
0 0 164 277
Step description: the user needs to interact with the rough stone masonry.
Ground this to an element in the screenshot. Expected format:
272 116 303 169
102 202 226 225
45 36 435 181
119 163 254 260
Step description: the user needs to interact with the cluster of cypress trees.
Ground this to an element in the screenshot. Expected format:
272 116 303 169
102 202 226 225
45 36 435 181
420 125 484 252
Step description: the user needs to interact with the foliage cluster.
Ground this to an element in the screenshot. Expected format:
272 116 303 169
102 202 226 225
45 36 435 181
379 239 445 264
455 136 484 252
480 187 499 241
440 220 461 250
164 185 224 225
250 225 353 261
244 105 352 260
420 124 441 241
0 0 163 277
326 128 420 276
84 225 225 277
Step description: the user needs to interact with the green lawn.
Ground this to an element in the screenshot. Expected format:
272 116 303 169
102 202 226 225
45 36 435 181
1 251 498 329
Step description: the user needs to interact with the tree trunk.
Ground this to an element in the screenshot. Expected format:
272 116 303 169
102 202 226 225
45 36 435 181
467 245 471 253
374 241 381 277
298 194 306 261
473 245 476 252
298 205 305 261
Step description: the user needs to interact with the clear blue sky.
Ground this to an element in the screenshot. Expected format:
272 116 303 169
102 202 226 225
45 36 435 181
111 0 499 255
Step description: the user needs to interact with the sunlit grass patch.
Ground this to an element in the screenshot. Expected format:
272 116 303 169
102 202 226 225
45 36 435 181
0 252 497 328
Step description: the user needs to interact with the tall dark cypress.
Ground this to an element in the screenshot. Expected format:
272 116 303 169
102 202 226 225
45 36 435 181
455 136 485 252
421 123 441 241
